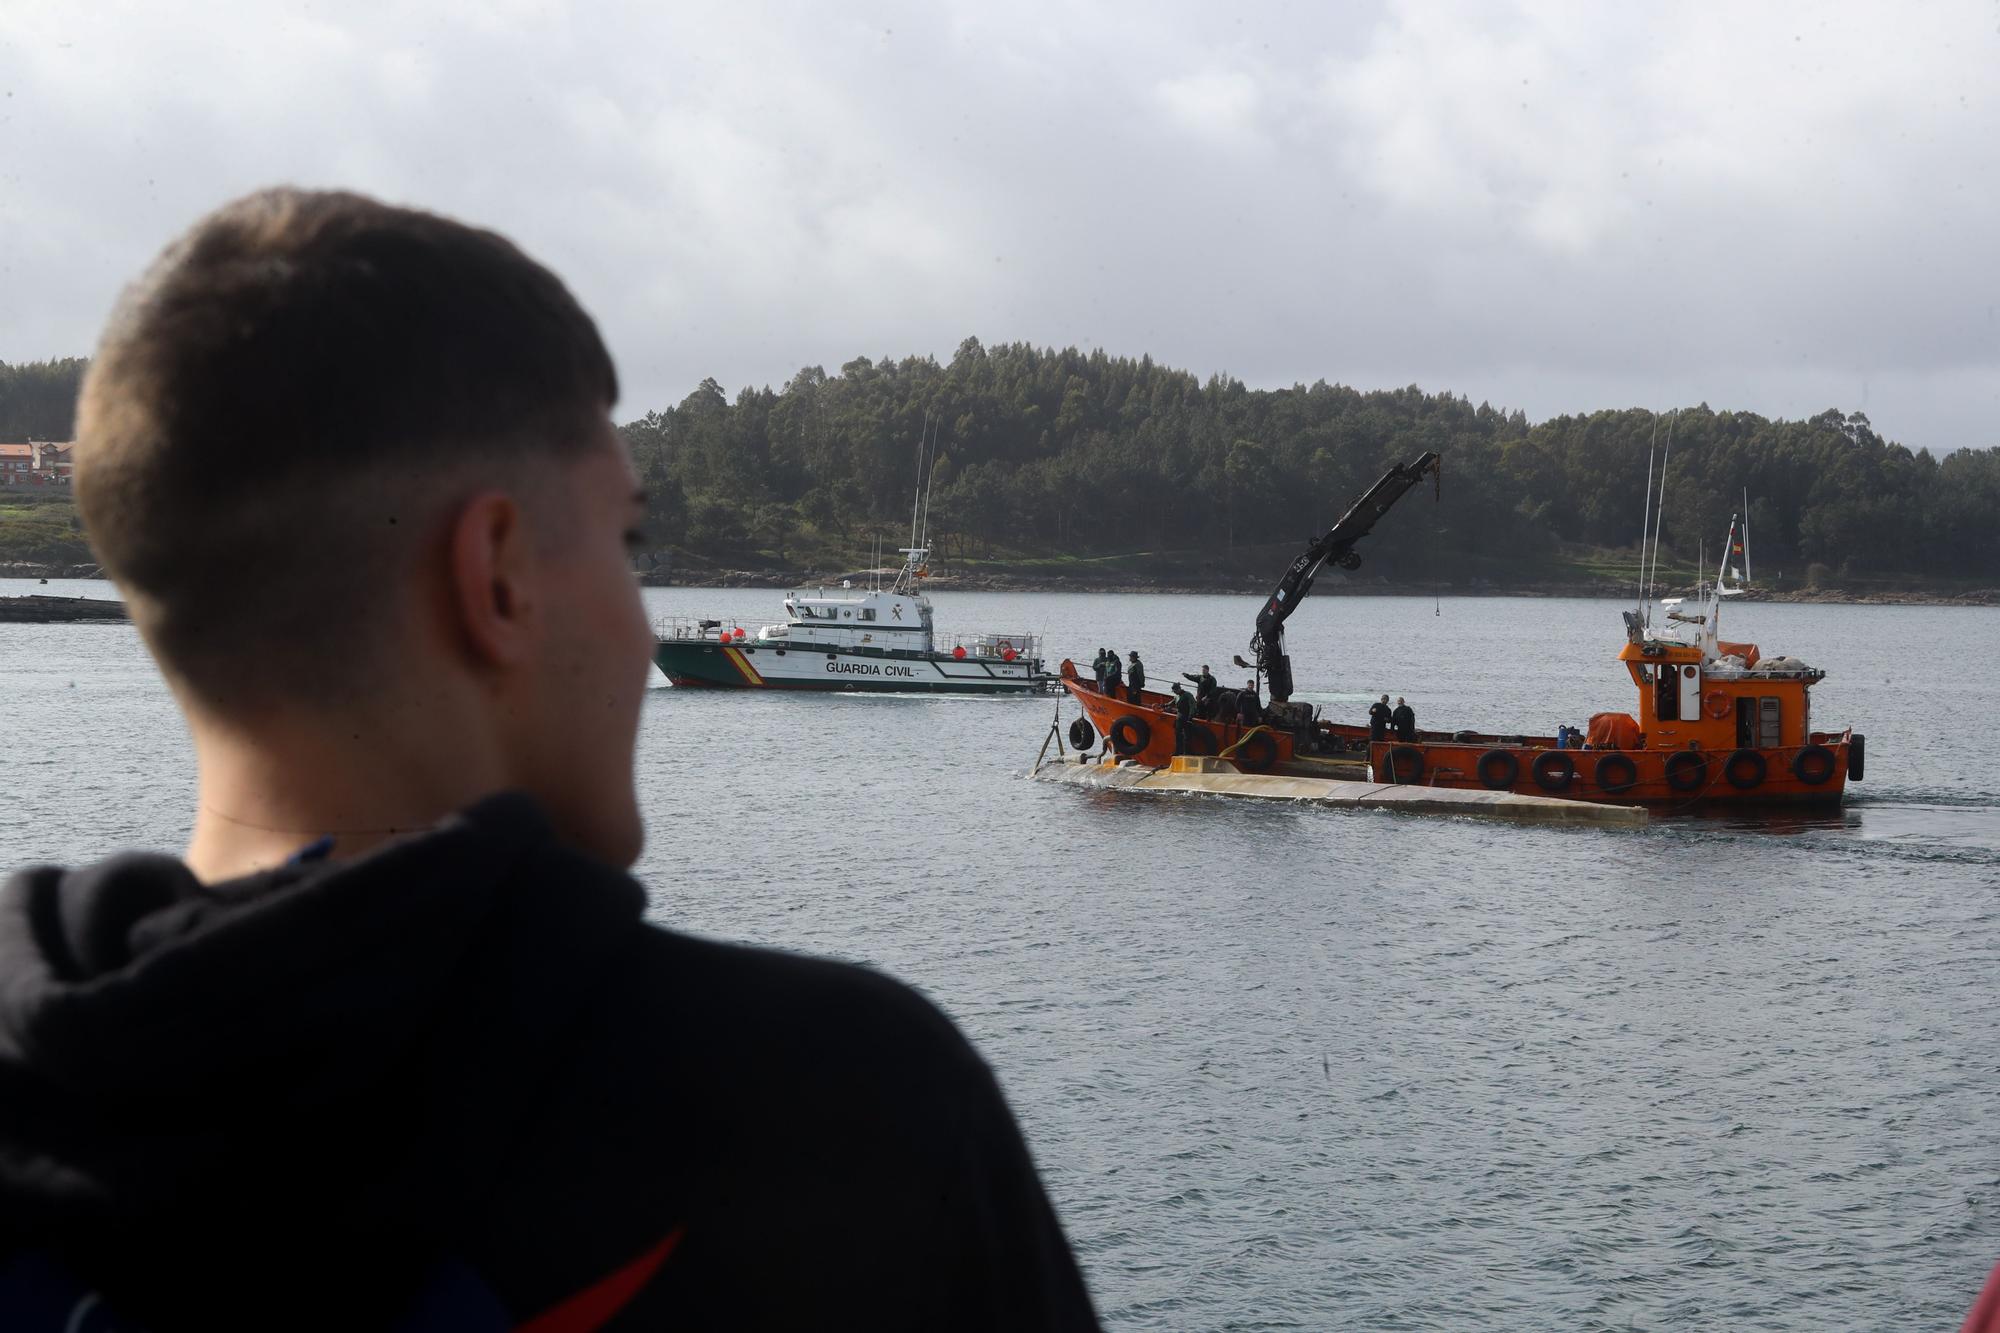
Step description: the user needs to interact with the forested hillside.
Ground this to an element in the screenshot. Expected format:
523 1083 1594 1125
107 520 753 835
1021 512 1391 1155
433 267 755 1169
0 359 89 441
9 347 1998 589
619 339 1999 589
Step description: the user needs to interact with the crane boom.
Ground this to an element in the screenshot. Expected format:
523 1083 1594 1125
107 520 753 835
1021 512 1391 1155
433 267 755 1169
1250 450 1441 702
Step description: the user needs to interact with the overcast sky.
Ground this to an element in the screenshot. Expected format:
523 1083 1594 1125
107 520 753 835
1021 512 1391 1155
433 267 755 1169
4 1 1997 451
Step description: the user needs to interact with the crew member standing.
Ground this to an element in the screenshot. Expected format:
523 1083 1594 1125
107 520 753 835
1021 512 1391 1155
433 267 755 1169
1091 648 1108 692
1392 696 1417 741
1170 682 1195 755
1238 679 1262 728
1182 664 1216 716
1127 651 1146 703
1368 694 1393 742
1104 650 1123 697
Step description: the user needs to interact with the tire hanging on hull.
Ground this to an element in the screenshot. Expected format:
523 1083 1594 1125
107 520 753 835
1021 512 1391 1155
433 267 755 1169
1476 749 1520 790
1109 715 1152 757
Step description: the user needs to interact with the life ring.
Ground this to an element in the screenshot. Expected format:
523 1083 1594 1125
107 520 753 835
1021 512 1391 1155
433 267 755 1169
1108 714 1152 757
995 637 1015 655
1847 735 1866 782
1531 751 1576 793
1181 725 1219 757
1724 748 1767 789
1068 718 1097 751
1234 731 1279 772
1664 750 1708 793
1382 745 1424 784
1594 753 1638 794
1476 749 1520 790
1704 690 1732 721
1793 744 1837 786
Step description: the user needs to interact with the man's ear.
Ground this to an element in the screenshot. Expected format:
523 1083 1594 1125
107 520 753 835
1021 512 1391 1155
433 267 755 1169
447 490 537 669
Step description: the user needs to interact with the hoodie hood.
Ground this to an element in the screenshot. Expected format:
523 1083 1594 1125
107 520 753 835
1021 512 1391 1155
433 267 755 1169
0 794 645 1316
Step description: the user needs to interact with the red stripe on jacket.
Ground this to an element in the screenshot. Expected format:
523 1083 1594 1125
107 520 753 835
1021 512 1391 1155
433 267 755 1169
515 1227 686 1333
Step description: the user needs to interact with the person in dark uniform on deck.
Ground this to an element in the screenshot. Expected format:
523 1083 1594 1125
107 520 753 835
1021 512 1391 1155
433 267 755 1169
1126 651 1145 703
1392 695 1417 741
1170 682 1194 755
1090 648 1107 692
1368 694 1392 742
1182 664 1216 716
1104 650 1122 697
1237 679 1262 728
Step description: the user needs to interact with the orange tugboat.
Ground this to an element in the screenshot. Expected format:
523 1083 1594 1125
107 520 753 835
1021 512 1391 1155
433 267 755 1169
1061 471 1864 810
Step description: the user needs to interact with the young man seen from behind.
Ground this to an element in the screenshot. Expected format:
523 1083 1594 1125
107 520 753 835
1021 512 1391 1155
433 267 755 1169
0 189 1099 1331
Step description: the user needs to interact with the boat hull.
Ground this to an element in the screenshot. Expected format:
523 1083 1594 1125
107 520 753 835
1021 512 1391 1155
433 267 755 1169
655 638 1044 693
1366 734 1852 806
1061 676 1323 771
1059 668 1852 807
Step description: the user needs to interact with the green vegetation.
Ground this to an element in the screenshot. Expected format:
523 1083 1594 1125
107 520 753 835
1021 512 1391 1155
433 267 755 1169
620 340 2000 590
8 346 1999 590
0 359 88 440
0 490 90 566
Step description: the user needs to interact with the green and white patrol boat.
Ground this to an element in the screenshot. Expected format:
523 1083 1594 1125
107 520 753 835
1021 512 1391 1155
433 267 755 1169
653 546 1046 693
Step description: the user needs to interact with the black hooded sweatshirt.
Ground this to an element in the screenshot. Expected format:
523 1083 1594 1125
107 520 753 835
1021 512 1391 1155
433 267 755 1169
0 795 1099 1331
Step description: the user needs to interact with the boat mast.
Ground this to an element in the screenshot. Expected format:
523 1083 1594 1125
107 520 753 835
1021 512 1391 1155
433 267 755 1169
1741 487 1752 587
1645 411 1675 623
917 416 937 555
894 412 937 596
1637 415 1658 625
908 410 930 556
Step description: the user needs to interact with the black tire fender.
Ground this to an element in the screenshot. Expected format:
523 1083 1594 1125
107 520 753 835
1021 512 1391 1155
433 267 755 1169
1793 744 1838 786
1476 749 1520 790
1182 725 1219 757
1234 731 1279 773
1531 751 1576 793
1847 735 1866 782
1108 714 1152 757
1594 753 1639 795
1068 718 1097 751
1664 750 1708 793
1382 745 1424 784
1724 748 1767 790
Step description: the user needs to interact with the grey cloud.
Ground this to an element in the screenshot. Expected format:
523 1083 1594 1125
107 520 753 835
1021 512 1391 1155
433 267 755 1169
2 0 1995 450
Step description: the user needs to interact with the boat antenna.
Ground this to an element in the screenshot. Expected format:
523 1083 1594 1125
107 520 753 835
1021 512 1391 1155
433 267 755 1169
918 415 938 555
909 410 930 554
1646 410 1676 615
1637 414 1659 622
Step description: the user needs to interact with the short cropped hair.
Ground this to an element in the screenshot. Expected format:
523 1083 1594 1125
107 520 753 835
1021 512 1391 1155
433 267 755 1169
76 188 618 702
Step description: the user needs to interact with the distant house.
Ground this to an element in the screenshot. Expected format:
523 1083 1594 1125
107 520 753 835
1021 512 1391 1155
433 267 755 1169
30 440 76 484
0 440 75 487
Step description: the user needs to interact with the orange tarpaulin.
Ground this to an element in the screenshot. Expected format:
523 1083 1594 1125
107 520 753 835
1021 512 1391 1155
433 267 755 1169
1588 712 1641 750
1717 640 1761 667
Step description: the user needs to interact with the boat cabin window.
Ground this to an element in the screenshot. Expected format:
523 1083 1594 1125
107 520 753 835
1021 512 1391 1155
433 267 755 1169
860 608 876 621
1655 670 1678 720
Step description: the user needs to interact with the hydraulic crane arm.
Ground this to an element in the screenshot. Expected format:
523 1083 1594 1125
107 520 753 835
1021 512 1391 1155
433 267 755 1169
1249 450 1440 702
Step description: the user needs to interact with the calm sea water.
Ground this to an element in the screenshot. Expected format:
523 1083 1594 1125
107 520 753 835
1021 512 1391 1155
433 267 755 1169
5 577 2000 1330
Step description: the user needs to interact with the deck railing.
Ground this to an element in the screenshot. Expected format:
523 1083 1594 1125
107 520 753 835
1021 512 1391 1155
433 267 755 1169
934 631 1041 660
655 616 766 642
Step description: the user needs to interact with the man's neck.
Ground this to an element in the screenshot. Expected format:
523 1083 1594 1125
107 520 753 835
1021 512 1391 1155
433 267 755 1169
183 702 507 883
